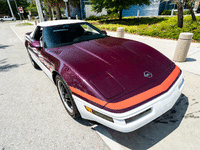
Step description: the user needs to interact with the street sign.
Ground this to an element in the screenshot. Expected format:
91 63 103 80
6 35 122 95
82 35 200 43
18 7 24 13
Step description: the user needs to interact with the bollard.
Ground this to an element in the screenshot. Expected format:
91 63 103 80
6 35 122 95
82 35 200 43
117 27 124 38
68 17 71 20
76 15 78 20
171 9 174 16
173 32 193 62
137 10 140 17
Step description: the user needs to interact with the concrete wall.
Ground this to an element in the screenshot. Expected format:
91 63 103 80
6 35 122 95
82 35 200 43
85 5 107 18
65 5 81 18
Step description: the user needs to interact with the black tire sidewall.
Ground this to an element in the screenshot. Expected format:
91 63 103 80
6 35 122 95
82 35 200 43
56 75 79 118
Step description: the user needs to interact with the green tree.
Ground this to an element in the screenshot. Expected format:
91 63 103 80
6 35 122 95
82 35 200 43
43 0 54 20
26 1 38 16
89 0 151 20
43 0 80 19
174 0 196 28
42 0 64 20
0 0 29 19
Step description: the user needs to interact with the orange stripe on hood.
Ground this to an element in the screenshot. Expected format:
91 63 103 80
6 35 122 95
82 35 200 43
69 86 107 106
105 65 180 110
69 65 180 110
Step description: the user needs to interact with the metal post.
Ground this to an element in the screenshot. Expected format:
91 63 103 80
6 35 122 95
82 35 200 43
51 8 54 20
171 9 174 16
35 0 44 22
7 0 15 18
14 0 22 20
80 0 83 20
63 0 69 18
137 10 139 17
65 2 68 17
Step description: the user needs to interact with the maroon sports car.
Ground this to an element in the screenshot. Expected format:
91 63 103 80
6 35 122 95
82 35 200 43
25 20 184 133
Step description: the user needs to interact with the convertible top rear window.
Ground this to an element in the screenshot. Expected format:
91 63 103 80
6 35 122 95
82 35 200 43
43 22 107 48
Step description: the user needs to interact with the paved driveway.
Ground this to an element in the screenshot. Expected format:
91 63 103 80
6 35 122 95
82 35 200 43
1 21 200 150
0 22 109 150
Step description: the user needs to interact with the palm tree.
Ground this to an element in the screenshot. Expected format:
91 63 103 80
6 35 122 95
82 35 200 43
43 0 64 20
43 0 53 20
185 0 196 21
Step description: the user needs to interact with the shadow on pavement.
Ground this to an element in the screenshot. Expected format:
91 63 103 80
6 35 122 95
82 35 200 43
98 94 188 150
0 44 11 49
0 58 25 72
74 117 92 127
185 58 196 62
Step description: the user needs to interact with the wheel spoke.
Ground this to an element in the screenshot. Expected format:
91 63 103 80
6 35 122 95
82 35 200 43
58 80 74 114
61 85 65 95
64 94 70 99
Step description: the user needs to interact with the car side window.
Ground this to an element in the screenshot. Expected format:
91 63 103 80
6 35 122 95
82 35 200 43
80 24 99 35
33 26 43 41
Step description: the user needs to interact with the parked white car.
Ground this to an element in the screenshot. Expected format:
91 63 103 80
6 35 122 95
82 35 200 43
0 16 16 21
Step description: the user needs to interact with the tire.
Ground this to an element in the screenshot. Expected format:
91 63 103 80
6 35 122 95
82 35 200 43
27 50 40 69
56 75 80 118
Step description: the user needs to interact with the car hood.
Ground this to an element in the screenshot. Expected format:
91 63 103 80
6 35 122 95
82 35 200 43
50 37 173 101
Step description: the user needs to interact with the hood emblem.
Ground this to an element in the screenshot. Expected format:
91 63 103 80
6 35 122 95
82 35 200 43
144 71 153 78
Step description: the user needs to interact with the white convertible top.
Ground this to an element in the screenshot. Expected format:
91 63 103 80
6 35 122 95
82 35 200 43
38 19 86 27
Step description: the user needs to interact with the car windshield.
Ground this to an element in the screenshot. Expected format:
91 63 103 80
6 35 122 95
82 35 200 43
43 22 107 48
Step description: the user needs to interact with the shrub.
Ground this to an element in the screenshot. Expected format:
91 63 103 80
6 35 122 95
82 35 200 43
107 13 120 19
183 10 191 15
88 16 200 42
161 9 171 15
85 13 120 21
16 23 33 26
85 15 100 21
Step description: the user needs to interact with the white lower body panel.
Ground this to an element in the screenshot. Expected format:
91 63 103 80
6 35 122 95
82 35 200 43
73 73 184 133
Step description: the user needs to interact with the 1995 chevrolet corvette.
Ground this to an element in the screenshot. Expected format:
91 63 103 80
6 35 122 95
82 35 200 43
25 20 184 133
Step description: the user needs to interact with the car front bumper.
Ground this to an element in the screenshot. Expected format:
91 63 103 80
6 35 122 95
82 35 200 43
73 72 184 133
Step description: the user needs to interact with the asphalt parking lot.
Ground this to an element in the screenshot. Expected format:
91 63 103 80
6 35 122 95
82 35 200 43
0 21 200 150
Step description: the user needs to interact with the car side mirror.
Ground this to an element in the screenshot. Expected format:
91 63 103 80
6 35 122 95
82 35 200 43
101 30 107 35
30 40 43 49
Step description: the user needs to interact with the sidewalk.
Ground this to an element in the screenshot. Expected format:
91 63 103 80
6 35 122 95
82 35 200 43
10 22 200 76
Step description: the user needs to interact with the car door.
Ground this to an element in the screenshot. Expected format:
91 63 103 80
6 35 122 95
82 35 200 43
29 26 54 80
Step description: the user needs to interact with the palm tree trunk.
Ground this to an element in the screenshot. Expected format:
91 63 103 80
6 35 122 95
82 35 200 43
55 4 61 20
177 2 183 28
187 2 196 21
67 2 70 17
119 9 122 20
48 6 52 20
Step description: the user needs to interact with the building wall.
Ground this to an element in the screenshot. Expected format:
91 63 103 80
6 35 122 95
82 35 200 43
122 0 160 17
85 5 107 18
65 5 81 18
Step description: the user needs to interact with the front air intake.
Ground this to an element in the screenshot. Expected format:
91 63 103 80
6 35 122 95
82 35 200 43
125 108 152 124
